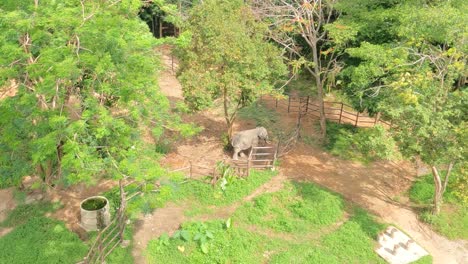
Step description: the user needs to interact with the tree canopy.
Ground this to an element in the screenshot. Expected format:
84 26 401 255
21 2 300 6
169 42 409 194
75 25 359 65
177 0 287 137
336 0 467 214
0 0 173 187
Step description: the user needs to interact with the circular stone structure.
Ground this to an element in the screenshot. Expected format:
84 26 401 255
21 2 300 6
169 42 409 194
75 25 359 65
80 196 111 232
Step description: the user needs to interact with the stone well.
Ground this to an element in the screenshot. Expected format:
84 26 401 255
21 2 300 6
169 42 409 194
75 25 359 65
80 196 111 232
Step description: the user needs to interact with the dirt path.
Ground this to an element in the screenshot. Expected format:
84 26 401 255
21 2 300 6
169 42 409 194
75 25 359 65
0 188 16 237
132 46 467 264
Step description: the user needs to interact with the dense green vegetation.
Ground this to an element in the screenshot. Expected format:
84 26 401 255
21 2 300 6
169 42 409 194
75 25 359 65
324 122 399 163
147 181 387 264
0 0 186 188
177 0 286 137
0 0 466 263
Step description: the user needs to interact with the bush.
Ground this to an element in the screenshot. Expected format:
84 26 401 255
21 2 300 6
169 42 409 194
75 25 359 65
0 217 87 264
409 171 468 239
325 122 398 163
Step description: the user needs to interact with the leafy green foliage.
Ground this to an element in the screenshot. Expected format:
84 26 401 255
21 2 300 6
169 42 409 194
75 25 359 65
177 0 286 133
337 0 467 213
325 122 399 163
0 0 174 187
0 217 87 264
409 171 468 239
420 208 468 240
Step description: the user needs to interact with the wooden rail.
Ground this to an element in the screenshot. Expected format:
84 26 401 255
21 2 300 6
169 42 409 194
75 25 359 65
81 180 132 264
260 95 392 128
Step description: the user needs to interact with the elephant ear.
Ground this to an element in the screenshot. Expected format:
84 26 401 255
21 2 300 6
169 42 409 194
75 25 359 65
258 127 268 139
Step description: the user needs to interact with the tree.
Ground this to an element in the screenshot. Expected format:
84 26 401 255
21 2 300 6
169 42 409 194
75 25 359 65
338 0 467 214
0 0 173 187
177 0 286 138
251 0 353 138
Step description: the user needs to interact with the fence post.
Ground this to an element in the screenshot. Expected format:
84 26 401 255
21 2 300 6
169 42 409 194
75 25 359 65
339 103 344 124
287 96 291 113
374 112 381 126
189 161 192 178
305 96 309 113
275 98 278 108
355 112 359 127
119 180 126 243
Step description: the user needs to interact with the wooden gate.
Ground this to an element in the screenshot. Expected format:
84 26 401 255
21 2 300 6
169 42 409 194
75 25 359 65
229 143 278 176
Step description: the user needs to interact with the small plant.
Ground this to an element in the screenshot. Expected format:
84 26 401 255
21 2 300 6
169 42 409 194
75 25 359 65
216 161 236 192
174 101 192 114
221 133 233 151
193 222 215 254
173 229 191 242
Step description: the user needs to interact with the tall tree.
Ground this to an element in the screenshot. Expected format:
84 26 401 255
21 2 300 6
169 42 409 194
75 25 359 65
178 0 286 138
338 0 467 214
251 0 352 138
0 0 172 187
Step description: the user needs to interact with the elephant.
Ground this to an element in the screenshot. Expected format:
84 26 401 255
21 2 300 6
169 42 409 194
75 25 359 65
231 127 269 160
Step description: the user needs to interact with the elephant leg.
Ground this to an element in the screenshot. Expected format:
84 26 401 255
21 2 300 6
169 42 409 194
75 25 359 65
240 151 247 158
233 148 240 160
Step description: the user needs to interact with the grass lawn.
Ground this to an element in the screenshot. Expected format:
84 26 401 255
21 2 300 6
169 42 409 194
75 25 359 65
409 173 468 240
0 215 87 264
146 180 395 264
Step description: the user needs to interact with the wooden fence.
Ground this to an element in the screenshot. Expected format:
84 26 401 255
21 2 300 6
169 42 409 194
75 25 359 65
260 95 392 128
81 180 141 264
168 143 279 184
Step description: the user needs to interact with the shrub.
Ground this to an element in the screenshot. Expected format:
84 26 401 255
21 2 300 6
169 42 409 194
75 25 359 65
409 171 468 240
325 122 399 163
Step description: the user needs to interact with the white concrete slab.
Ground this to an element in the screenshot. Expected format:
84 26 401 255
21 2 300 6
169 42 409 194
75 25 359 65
376 226 429 264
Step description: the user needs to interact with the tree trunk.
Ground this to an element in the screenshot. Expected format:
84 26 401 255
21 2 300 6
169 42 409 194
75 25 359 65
311 44 327 138
159 17 163 38
223 87 233 140
431 166 443 215
442 161 455 195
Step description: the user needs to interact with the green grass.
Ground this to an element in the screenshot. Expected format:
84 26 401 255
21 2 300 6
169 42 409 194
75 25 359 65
283 75 317 97
0 217 87 264
237 102 287 141
409 173 468 239
173 170 276 206
0 201 60 228
323 122 399 163
234 181 344 233
106 225 135 264
411 255 433 264
147 220 283 263
147 181 391 264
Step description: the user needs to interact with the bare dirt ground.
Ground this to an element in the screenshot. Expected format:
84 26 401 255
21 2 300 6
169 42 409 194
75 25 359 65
48 179 118 239
131 46 468 264
0 188 16 237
